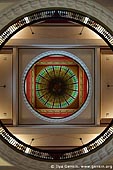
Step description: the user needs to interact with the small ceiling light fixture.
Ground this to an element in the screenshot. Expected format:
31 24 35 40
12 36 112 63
25 138 34 154
29 26 35 34
107 84 113 87
106 113 109 117
0 84 6 88
79 26 84 35
3 112 7 116
80 138 84 145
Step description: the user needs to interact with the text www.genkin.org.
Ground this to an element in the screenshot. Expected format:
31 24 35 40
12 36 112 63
50 164 113 169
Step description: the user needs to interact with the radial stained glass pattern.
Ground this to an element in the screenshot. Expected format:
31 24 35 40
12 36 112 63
24 51 90 121
36 66 78 108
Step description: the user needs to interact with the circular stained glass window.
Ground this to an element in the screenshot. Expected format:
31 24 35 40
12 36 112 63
36 66 78 108
22 51 92 123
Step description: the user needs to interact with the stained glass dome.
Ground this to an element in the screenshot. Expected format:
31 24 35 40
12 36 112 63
36 66 78 108
23 51 91 122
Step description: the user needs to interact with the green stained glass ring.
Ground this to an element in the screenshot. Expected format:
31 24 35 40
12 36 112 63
36 66 78 108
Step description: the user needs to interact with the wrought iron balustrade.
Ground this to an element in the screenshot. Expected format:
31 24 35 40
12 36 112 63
0 120 113 162
0 9 113 49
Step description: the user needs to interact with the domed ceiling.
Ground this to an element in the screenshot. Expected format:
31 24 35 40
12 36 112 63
23 51 91 122
36 65 78 108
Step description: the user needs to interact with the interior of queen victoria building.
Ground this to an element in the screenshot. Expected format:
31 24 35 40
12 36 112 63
1 0 113 170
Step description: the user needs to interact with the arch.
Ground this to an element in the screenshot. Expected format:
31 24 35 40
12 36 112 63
0 122 113 170
0 0 113 49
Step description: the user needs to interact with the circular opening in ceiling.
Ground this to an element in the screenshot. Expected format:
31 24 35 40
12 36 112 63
36 65 78 108
22 50 92 123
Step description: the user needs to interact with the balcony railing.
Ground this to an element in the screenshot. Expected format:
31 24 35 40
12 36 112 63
0 120 113 162
0 9 113 49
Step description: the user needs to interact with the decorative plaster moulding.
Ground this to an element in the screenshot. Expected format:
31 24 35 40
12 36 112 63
0 0 113 33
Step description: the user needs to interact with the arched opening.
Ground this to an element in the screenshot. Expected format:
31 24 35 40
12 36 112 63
0 9 113 49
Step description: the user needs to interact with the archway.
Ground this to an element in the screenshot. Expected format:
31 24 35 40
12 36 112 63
0 8 113 49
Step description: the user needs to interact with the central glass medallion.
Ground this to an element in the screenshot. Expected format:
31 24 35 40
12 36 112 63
36 66 78 108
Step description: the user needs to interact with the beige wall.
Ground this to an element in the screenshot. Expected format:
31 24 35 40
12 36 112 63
0 49 12 120
101 49 113 118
